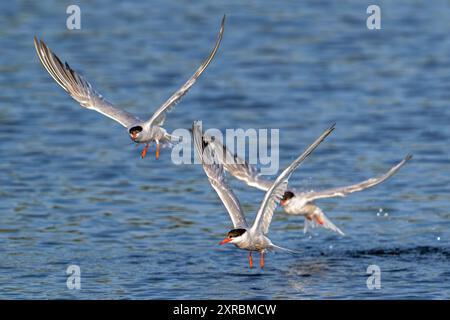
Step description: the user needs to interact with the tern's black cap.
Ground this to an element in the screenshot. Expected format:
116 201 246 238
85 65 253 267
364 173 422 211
282 191 295 201
227 228 247 238
129 126 143 134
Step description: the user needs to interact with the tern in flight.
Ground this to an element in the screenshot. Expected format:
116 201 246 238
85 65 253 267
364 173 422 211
34 16 226 159
207 136 412 236
193 121 335 268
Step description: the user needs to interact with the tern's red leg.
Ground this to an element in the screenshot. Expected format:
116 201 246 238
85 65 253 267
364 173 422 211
260 251 264 269
248 252 253 268
141 144 149 159
155 143 160 160
314 216 324 225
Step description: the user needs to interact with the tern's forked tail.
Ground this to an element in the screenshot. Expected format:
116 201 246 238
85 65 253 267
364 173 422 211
164 133 183 145
318 213 345 236
269 243 300 254
304 206 345 236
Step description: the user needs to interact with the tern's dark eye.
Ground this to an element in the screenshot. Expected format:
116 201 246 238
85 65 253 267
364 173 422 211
282 191 294 201
227 228 247 238
129 126 143 135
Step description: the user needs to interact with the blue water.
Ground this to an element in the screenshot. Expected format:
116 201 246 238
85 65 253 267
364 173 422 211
0 0 449 299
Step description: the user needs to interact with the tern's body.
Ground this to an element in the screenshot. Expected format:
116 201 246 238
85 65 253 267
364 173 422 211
229 231 273 252
280 193 345 235
34 16 226 159
193 121 335 268
207 135 412 236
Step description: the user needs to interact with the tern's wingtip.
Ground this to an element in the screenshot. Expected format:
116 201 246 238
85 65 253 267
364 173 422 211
219 15 226 32
329 122 336 130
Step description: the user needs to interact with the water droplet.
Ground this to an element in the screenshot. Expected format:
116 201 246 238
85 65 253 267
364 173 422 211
378 208 383 213
437 237 441 241
384 212 389 217
329 245 334 250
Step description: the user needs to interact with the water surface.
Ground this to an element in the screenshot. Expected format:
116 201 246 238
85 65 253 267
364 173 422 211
0 0 449 299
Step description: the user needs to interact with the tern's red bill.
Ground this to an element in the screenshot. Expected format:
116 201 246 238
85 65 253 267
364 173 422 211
219 238 232 245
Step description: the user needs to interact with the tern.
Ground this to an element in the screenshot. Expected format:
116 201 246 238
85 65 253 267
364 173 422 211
193 121 335 268
34 16 226 159
207 137 412 236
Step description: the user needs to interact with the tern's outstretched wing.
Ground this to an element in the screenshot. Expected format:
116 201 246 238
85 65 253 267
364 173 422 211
34 37 141 128
192 121 248 229
251 125 335 235
208 137 274 191
301 154 412 202
145 16 226 128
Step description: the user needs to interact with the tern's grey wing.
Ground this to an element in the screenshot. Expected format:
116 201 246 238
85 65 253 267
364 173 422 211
208 137 274 191
251 125 335 235
34 37 141 128
145 16 225 128
192 121 248 229
302 154 412 202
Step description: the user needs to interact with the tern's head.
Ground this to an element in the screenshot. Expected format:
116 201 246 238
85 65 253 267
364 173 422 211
129 125 143 142
280 191 295 207
219 228 247 245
